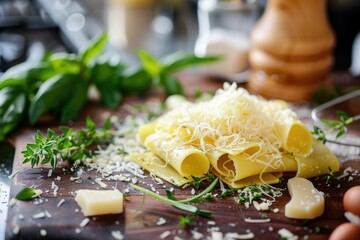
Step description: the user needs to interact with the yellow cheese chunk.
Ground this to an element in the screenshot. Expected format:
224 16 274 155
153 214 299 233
75 189 123 216
285 177 324 219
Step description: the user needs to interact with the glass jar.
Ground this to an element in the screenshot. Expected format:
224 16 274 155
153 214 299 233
195 0 260 80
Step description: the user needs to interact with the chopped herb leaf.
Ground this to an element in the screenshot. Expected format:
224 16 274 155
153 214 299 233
15 187 36 200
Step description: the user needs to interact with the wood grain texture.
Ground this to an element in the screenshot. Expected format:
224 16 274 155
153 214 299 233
5 74 360 240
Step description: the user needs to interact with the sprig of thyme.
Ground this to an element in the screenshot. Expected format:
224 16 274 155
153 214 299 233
322 167 338 184
22 117 113 168
312 111 355 144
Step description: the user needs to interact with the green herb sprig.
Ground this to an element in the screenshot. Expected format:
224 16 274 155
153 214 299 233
0 33 219 141
131 178 219 218
22 117 112 168
322 167 338 184
178 215 195 228
190 173 216 189
312 111 355 144
166 177 219 204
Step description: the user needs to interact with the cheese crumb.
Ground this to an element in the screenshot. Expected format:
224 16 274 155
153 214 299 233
8 198 16 207
159 230 171 239
80 218 90 228
111 230 124 240
211 231 223 240
12 225 20 235
156 217 166 226
95 178 108 188
40 229 47 237
57 199 65 207
225 232 255 239
44 210 52 218
191 230 204 239
278 228 298 240
47 169 53 177
8 170 20 179
244 217 270 223
33 212 46 219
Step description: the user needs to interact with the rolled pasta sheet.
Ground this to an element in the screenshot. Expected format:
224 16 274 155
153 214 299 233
294 139 340 178
215 137 261 156
276 121 313 157
226 153 297 181
144 131 210 178
213 169 282 188
138 122 157 144
130 152 190 186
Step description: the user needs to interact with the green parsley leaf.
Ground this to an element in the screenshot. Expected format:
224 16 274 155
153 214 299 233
178 215 194 228
15 187 37 200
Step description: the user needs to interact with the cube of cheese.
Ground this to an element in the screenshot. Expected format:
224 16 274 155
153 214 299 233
75 189 123 216
285 177 324 219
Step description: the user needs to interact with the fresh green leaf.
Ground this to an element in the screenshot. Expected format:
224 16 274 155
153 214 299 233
320 119 339 127
138 50 162 77
166 190 178 201
91 61 124 108
119 68 152 94
162 52 220 73
0 62 40 85
335 127 346 139
28 74 74 125
49 53 81 75
0 87 27 141
322 166 338 184
178 215 194 228
336 110 350 122
61 80 89 122
15 187 36 200
161 75 184 96
80 33 108 66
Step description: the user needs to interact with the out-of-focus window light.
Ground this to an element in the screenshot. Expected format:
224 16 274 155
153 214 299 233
152 15 173 36
66 13 86 32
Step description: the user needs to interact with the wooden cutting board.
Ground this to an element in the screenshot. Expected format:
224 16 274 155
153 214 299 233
5 74 360 240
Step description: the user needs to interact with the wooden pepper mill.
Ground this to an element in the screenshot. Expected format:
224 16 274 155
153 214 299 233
248 0 335 102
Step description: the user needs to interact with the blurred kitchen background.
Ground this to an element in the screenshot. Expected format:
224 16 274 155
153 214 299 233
0 0 360 237
0 0 360 75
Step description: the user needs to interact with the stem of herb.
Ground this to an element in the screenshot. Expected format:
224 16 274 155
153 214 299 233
178 178 218 203
130 183 212 218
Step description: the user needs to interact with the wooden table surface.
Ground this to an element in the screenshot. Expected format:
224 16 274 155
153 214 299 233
5 73 360 240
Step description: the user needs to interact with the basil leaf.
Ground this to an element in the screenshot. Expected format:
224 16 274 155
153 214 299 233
161 74 184 96
139 50 162 77
91 62 124 108
61 79 89 122
0 62 48 90
80 33 108 66
0 62 39 82
49 53 81 75
119 68 152 94
15 187 36 200
162 52 220 73
28 74 74 125
0 87 27 141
